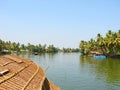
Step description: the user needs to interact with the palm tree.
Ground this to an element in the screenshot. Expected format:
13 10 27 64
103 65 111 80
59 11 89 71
79 30 120 56
80 40 90 55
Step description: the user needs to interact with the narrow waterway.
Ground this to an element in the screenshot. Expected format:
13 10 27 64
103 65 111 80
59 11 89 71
20 53 120 90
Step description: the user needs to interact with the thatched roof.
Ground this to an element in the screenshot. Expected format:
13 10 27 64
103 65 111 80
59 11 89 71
0 55 60 90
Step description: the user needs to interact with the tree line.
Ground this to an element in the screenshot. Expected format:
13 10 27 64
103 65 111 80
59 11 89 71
0 39 79 54
79 30 120 57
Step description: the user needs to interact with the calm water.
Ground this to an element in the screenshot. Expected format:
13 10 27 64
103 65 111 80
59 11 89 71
19 53 120 90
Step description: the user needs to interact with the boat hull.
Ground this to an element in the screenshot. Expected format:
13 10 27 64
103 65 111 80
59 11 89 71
94 55 106 59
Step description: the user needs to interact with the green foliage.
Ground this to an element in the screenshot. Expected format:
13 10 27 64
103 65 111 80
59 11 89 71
62 48 80 53
47 45 58 53
0 40 59 54
0 39 79 54
79 30 120 56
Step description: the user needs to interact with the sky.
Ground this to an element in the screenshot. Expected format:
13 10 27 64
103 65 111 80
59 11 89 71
0 0 120 48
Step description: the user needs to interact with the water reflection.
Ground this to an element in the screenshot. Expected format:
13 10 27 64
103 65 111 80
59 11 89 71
19 52 57 59
19 53 120 90
80 56 120 87
47 53 57 59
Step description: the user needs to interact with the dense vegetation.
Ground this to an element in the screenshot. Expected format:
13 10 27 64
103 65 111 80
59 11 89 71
0 39 79 54
63 48 80 52
79 30 120 57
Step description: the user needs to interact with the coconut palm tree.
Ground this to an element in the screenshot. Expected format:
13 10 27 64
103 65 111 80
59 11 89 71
79 30 120 56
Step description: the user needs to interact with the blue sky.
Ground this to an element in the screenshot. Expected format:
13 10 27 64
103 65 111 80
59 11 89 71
0 0 120 48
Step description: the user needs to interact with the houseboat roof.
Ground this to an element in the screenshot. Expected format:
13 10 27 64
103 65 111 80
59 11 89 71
0 55 60 90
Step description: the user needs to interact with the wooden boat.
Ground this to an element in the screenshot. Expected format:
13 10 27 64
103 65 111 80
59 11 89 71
93 52 106 59
0 55 60 90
